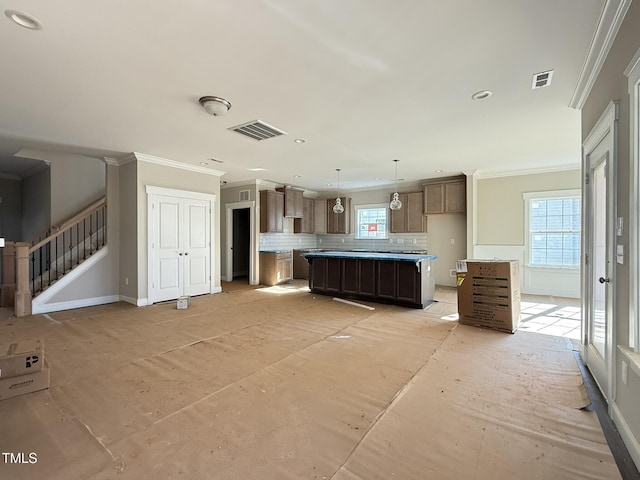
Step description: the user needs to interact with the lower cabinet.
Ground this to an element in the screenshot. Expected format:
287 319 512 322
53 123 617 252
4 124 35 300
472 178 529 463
259 251 293 286
308 256 433 308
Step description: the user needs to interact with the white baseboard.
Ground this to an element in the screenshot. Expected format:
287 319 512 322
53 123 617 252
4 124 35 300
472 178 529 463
611 402 640 471
33 295 120 315
119 295 148 307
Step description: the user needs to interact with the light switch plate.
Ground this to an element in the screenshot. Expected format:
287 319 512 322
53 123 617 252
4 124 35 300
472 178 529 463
0 238 4 248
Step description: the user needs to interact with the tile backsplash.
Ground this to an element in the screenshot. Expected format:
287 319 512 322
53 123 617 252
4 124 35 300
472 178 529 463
259 232 428 252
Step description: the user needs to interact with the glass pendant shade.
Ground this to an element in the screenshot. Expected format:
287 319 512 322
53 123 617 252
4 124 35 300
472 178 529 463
333 197 344 214
389 159 403 210
333 168 344 214
390 191 402 210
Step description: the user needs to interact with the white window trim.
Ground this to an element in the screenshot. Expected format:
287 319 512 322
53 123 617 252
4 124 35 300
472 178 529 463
523 189 581 269
354 203 389 240
625 46 640 351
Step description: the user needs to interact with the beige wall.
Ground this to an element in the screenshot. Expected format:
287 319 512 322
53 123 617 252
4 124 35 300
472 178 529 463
427 214 466 287
50 153 106 224
119 161 138 301
582 0 640 462
476 170 581 245
136 158 222 300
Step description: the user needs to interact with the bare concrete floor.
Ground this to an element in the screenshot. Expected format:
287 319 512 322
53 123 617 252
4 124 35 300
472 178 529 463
0 283 617 479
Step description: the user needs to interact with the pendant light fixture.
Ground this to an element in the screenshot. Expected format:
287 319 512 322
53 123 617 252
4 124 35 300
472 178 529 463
389 159 403 210
333 168 345 214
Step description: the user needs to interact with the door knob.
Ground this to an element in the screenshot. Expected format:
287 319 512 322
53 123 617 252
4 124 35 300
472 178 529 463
179 253 183 256
184 252 189 256
598 277 610 284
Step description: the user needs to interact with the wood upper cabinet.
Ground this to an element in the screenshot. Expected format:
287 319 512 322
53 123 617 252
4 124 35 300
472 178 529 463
423 176 466 214
294 197 315 233
390 191 424 233
314 199 327 233
326 197 351 234
260 190 284 233
276 186 304 218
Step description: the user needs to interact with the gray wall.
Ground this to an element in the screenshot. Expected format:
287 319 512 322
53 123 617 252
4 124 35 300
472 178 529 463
21 166 51 241
0 178 22 241
582 0 640 461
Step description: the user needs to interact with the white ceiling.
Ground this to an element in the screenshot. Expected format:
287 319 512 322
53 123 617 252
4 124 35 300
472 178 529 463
0 0 605 191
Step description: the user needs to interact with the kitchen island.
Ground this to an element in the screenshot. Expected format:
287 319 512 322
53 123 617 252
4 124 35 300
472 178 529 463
302 251 437 309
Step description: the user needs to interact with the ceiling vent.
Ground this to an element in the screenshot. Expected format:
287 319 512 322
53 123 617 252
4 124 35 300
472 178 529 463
532 70 554 89
239 190 250 202
229 120 287 141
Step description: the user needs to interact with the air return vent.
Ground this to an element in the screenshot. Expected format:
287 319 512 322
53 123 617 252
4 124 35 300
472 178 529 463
229 120 287 141
239 190 250 202
532 70 553 89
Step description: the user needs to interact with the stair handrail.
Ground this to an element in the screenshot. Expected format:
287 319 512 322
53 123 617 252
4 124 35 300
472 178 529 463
25 195 106 247
29 199 107 254
51 195 106 232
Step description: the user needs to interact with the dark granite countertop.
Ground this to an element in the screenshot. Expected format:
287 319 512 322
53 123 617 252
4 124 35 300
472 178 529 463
302 251 437 262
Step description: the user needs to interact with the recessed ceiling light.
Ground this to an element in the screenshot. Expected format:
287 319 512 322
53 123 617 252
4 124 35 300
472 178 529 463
293 175 301 178
5 10 42 30
294 139 306 144
248 167 266 172
471 90 493 100
435 169 444 173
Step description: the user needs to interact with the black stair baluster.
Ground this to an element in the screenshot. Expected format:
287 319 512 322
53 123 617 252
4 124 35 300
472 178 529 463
62 231 66 275
83 218 86 260
103 206 106 246
55 236 58 281
48 242 51 288
31 251 35 294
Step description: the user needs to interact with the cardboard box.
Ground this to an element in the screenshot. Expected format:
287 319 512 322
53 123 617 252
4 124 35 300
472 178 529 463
456 260 520 333
0 361 50 401
177 296 191 309
0 339 44 379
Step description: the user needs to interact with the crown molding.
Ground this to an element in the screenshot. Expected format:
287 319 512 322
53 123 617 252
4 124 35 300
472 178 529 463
476 164 581 179
569 0 632 109
20 161 50 179
132 152 226 177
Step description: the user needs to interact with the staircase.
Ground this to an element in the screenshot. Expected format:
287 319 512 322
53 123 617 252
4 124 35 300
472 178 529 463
7 197 107 316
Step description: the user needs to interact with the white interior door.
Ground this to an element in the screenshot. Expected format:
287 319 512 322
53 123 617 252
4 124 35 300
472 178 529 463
183 199 210 297
583 103 617 404
155 195 182 302
150 190 212 303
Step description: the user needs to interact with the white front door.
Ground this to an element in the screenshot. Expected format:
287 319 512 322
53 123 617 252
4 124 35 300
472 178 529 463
582 102 617 404
586 152 612 398
151 192 212 303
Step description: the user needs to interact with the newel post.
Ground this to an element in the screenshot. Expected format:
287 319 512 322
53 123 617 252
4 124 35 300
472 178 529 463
1 241 16 307
14 242 32 317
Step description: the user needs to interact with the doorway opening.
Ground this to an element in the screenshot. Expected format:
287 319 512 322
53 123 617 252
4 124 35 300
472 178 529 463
232 208 250 282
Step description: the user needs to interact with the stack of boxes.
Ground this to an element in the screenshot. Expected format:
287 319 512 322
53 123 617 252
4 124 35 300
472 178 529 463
456 260 521 333
0 339 50 400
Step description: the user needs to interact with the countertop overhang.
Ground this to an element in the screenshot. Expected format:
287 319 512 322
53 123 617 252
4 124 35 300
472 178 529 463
302 251 437 263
